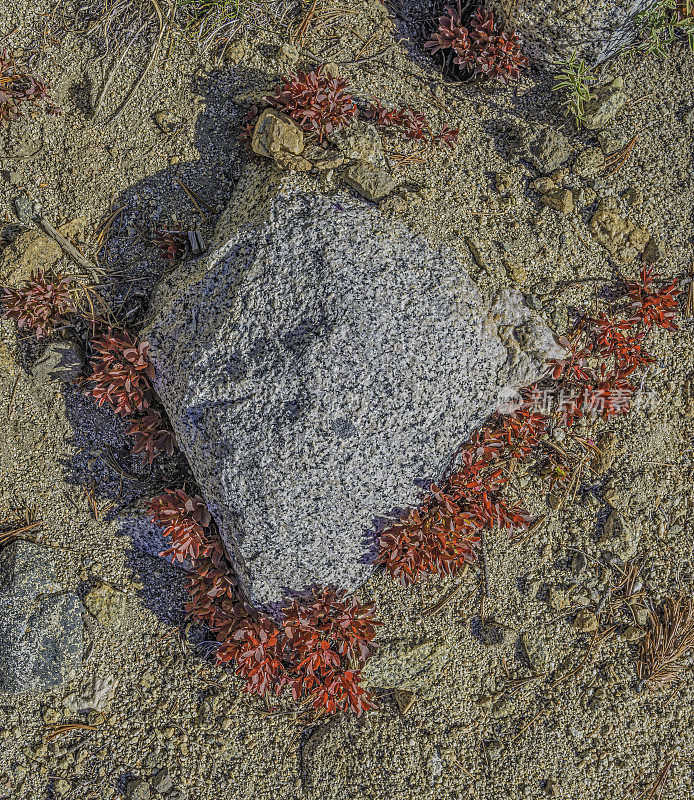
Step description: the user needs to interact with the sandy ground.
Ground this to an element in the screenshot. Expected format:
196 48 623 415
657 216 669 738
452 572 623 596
1 1 694 798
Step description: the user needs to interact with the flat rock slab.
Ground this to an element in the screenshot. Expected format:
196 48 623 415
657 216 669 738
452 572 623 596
144 164 563 607
0 541 83 694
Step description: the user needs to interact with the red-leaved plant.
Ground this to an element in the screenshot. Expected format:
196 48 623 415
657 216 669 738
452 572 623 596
0 51 53 125
378 263 681 582
149 489 381 715
152 227 188 267
1 270 75 340
266 66 358 140
425 5 528 84
126 408 176 464
620 264 681 330
88 329 155 415
366 101 459 148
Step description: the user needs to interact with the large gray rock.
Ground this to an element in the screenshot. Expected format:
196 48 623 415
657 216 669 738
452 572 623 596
0 541 83 693
492 0 654 65
144 164 563 607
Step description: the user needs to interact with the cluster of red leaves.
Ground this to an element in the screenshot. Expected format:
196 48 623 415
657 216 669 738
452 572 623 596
150 488 215 561
150 489 380 715
540 266 681 426
378 408 545 585
216 588 380 715
266 66 358 141
621 265 680 330
378 264 681 583
87 330 176 464
152 228 188 266
0 51 53 125
1 274 176 464
366 101 459 148
126 408 176 464
1 270 75 340
425 6 528 84
88 330 155 415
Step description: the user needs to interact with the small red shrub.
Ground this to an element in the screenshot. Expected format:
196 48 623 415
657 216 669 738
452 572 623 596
152 227 188 266
88 330 154 415
126 408 176 464
425 5 528 84
366 101 459 148
217 615 287 698
149 489 216 563
1 270 75 340
620 264 681 330
0 51 52 125
266 66 358 140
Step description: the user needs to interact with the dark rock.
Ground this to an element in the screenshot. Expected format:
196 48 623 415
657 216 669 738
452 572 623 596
573 609 599 633
570 551 587 578
143 163 564 606
642 237 662 263
540 188 574 214
31 338 85 384
393 688 416 714
0 541 83 693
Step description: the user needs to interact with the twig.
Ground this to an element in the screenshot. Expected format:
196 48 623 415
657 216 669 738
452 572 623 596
421 582 463 620
510 703 553 742
354 29 380 60
633 758 674 800
174 177 210 222
91 22 147 118
569 215 596 254
6 371 21 418
21 208 104 282
43 723 98 741
106 0 165 124
94 205 125 254
685 261 693 320
605 134 638 176
291 0 318 45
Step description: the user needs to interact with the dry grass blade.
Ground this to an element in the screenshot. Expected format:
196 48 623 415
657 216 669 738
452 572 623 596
0 517 43 546
421 582 462 620
43 722 98 741
630 758 674 800
290 0 318 44
604 133 638 175
638 596 694 690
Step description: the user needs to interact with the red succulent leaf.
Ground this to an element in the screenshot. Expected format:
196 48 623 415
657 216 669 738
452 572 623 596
266 66 358 141
425 6 527 84
619 264 681 331
1 270 75 340
126 408 176 464
88 330 155 415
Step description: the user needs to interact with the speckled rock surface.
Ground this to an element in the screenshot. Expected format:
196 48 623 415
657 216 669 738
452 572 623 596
144 164 563 607
0 541 83 694
492 0 654 64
